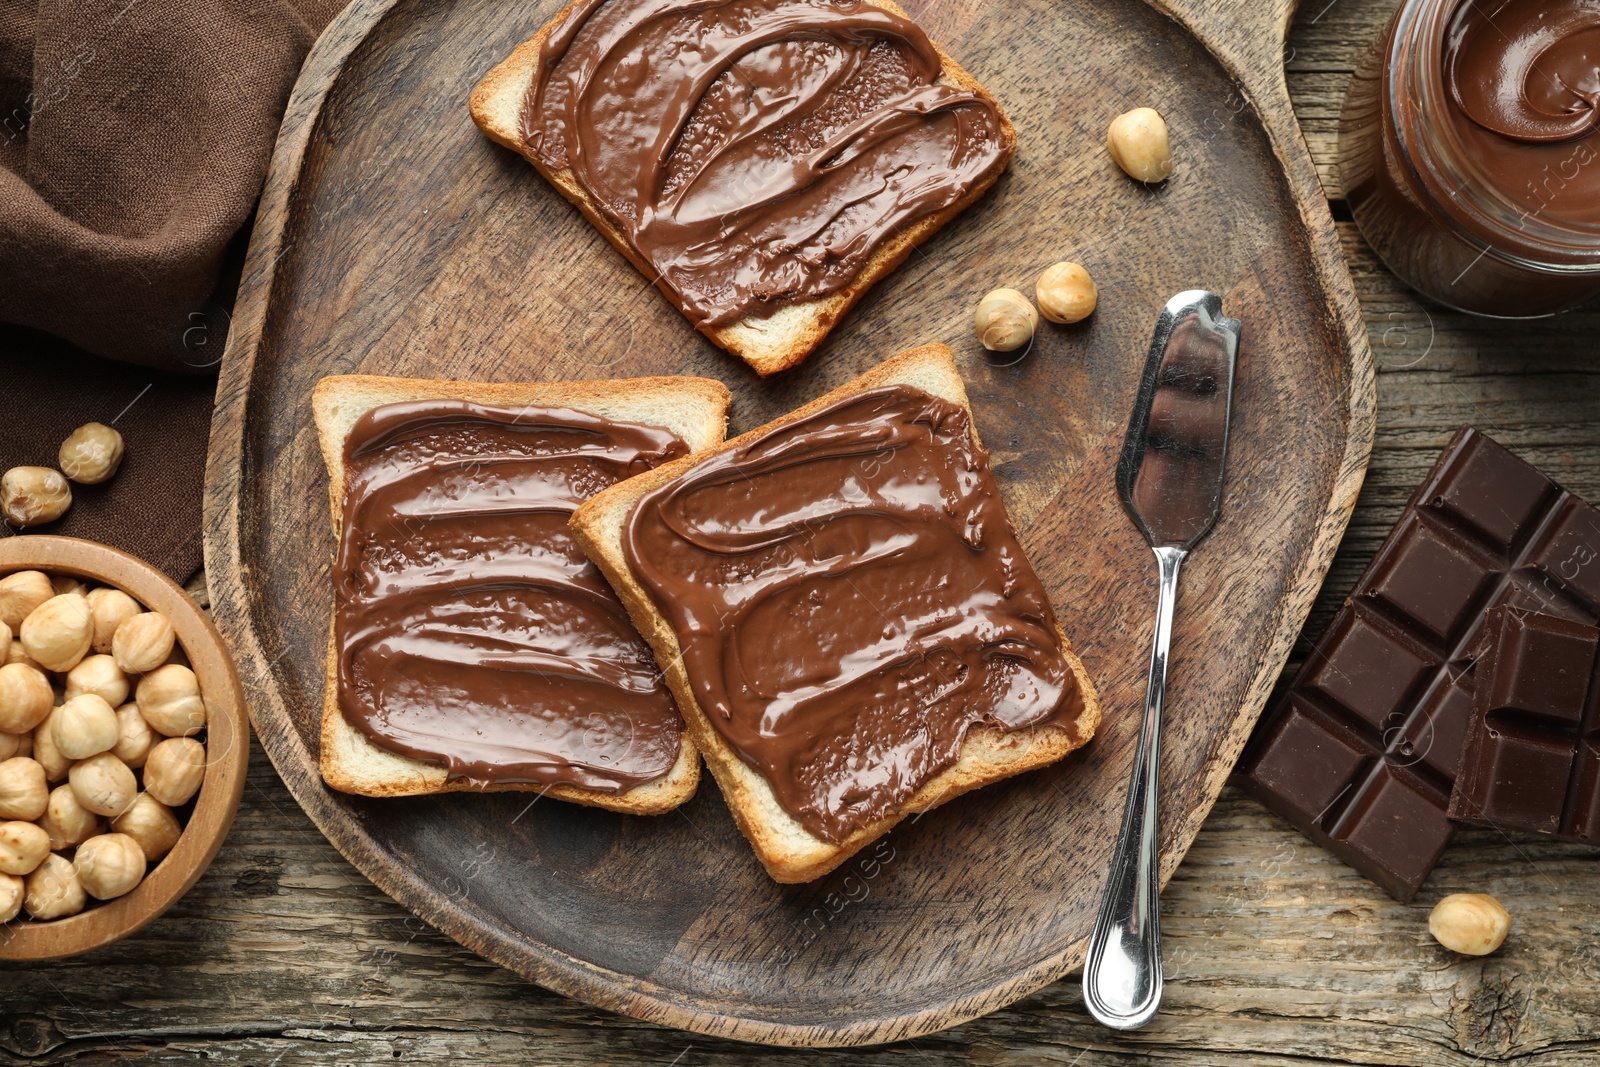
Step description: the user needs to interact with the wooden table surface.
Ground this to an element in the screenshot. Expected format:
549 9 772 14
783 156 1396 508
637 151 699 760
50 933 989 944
6 0 1599 1062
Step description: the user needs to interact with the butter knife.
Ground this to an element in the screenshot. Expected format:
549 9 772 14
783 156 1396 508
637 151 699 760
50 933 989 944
1082 290 1240 1030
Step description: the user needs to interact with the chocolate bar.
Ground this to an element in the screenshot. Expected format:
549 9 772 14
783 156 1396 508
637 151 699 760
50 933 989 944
1448 607 1600 841
1235 427 1600 901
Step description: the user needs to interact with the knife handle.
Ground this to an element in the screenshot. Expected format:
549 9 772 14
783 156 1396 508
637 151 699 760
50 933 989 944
1082 542 1185 1030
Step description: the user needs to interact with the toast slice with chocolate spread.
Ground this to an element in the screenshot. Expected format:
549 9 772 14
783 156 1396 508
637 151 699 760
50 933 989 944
313 374 730 813
570 345 1101 879
468 0 1016 377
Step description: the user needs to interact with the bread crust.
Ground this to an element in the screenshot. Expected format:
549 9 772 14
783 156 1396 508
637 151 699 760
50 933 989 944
312 373 731 813
570 345 1102 879
467 1 1017 376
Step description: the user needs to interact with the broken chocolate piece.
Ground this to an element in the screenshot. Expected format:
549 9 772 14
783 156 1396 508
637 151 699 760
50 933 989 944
1235 427 1600 901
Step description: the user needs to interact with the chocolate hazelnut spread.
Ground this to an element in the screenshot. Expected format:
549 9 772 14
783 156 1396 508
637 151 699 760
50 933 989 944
334 399 689 791
620 384 1086 841
1339 0 1600 316
520 0 1009 330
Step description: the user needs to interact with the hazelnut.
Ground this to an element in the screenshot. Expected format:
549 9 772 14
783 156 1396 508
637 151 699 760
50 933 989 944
1429 893 1511 956
1107 106 1173 183
974 288 1038 352
0 570 52 630
5 642 41 670
39 783 102 850
0 620 9 665
112 702 156 768
0 733 16 761
52 693 119 761
20 592 92 672
65 655 129 709
0 662 53 733
0 820 50 876
144 737 206 807
24 852 85 919
1035 261 1099 324
12 732 30 760
0 872 20 922
50 575 87 598
0 467 72 528
74 832 145 900
87 588 142 655
32 708 71 781
113 794 182 861
59 423 125 485
114 612 176 675
68 752 137 817
136 664 206 737
0 756 47 820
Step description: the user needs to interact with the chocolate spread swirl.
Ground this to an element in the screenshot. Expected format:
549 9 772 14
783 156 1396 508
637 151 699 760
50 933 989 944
1437 0 1600 228
520 0 1010 330
1447 0 1600 143
621 384 1085 841
334 399 689 791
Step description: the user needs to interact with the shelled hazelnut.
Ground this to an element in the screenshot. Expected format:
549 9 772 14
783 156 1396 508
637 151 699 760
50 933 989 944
20 593 92 672
0 757 48 821
0 468 72 528
137 665 206 737
113 612 175 674
53 694 120 761
39 784 102 850
74 833 145 900
68 752 137 818
112 795 181 861
974 288 1037 352
0 569 209 926
0 572 53 630
1107 106 1173 183
65 656 128 709
0 820 50 876
24 853 85 919
58 423 125 486
0 662 53 734
1035 262 1098 324
87 589 140 655
1429 893 1511 956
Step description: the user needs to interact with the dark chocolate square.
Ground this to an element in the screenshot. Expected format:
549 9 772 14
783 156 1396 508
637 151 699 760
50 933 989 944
1425 432 1552 551
1300 613 1431 733
1365 521 1492 644
1244 700 1370 827
1461 727 1574 833
1332 766 1453 902
1528 499 1600 613
1482 610 1596 726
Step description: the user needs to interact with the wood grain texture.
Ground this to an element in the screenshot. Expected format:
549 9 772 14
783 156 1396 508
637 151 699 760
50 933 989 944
20 0 1600 1062
195 0 1370 1046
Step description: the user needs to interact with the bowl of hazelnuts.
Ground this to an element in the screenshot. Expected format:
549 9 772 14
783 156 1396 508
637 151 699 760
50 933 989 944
0 536 247 960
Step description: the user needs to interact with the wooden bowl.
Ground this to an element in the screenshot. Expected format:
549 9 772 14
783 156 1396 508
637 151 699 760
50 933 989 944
0 535 248 961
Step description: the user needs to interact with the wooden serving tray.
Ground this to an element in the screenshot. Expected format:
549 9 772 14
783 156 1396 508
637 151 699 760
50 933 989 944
205 0 1372 1046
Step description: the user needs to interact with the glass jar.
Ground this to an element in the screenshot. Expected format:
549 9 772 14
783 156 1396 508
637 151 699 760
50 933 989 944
1338 0 1600 317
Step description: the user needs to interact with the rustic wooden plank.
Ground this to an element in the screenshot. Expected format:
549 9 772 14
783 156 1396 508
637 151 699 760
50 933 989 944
6 0 1600 1061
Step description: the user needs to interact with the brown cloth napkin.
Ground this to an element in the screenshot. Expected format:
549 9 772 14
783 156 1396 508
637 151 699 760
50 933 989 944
0 325 217 579
0 0 346 580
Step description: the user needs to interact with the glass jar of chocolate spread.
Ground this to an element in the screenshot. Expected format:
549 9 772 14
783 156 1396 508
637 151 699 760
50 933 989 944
1339 0 1600 317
